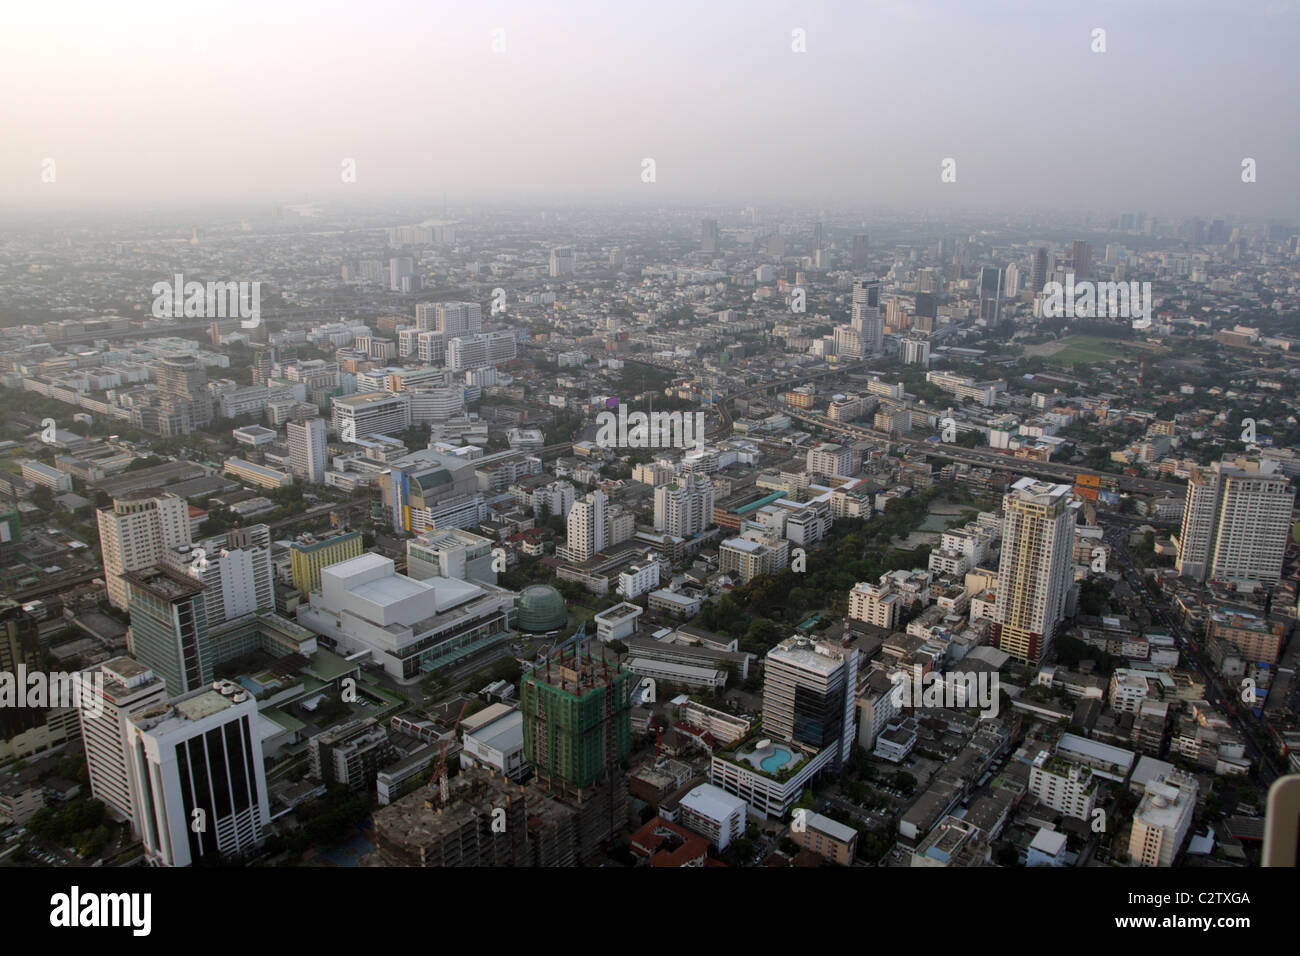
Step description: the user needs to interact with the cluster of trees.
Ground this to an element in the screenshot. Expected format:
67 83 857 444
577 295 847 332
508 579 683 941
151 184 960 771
262 786 371 861
693 493 944 654
27 798 112 858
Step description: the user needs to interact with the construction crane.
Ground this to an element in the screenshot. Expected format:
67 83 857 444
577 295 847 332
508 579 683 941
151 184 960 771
429 699 469 804
525 621 587 673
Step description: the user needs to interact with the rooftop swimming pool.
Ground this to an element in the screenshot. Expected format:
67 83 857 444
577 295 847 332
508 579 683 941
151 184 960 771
759 747 794 772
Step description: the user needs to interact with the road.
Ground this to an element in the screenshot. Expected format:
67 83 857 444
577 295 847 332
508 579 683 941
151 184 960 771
1104 526 1284 786
779 407 1186 497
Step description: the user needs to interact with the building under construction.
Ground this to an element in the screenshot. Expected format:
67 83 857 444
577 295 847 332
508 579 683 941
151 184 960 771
372 766 530 866
370 765 584 867
521 638 633 860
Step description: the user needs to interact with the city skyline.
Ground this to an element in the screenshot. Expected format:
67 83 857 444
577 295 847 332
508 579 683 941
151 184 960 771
2 1 1299 215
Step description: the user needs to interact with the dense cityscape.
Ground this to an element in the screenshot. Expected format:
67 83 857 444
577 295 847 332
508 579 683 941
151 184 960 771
1 4 1297 938
1 203 1297 879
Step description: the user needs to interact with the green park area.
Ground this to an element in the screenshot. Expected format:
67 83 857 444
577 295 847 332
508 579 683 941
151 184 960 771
1046 335 1132 365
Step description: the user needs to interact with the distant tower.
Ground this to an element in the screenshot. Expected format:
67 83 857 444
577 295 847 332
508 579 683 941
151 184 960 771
701 219 720 254
190 228 199 246
1031 247 1048 293
852 234 869 271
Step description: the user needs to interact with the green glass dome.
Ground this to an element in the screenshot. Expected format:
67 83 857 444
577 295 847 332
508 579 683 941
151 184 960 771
517 585 568 632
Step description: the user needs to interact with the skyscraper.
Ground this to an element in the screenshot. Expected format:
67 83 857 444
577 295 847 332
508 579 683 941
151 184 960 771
163 525 275 628
852 234 869 271
520 640 631 858
123 566 209 696
1068 240 1092 280
653 474 715 538
156 354 212 430
1175 458 1295 585
762 636 858 769
851 277 884 353
978 266 1003 324
1003 262 1020 298
97 492 192 610
701 218 720 254
0 600 45 741
549 246 575 277
1031 247 1048 294
564 489 606 561
914 291 937 319
389 256 414 291
287 418 327 483
127 680 271 867
993 478 1076 665
75 657 168 831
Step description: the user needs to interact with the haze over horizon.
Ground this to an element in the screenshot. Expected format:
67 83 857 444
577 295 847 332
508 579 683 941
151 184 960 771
2 0 1298 218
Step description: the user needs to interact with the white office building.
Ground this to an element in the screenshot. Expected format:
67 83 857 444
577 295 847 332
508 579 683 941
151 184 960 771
653 474 714 538
564 489 607 562
126 680 270 867
97 492 192 610
1028 751 1098 821
287 418 328 483
764 636 858 767
417 301 482 335
75 658 169 831
677 783 747 850
1176 457 1295 585
332 391 412 443
297 553 514 681
806 443 855 478
445 331 517 371
1128 771 1198 867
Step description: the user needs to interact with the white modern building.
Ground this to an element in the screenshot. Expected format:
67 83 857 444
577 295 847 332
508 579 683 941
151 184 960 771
653 474 714 538
417 301 482 335
405 527 497 585
806 443 855 479
287 418 328 483
332 391 412 443
97 492 192 610
162 526 275 627
764 636 858 768
677 783 747 850
1128 771 1198 867
446 331 517 371
1028 751 1098 821
297 553 514 681
459 703 526 782
563 489 606 562
1176 457 1295 585
126 680 270 867
593 602 643 643
75 658 169 830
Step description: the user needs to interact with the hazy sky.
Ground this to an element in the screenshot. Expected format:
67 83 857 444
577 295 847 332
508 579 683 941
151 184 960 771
2 0 1297 216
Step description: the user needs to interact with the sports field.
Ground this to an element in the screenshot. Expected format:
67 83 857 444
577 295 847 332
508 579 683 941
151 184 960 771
1046 335 1131 364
